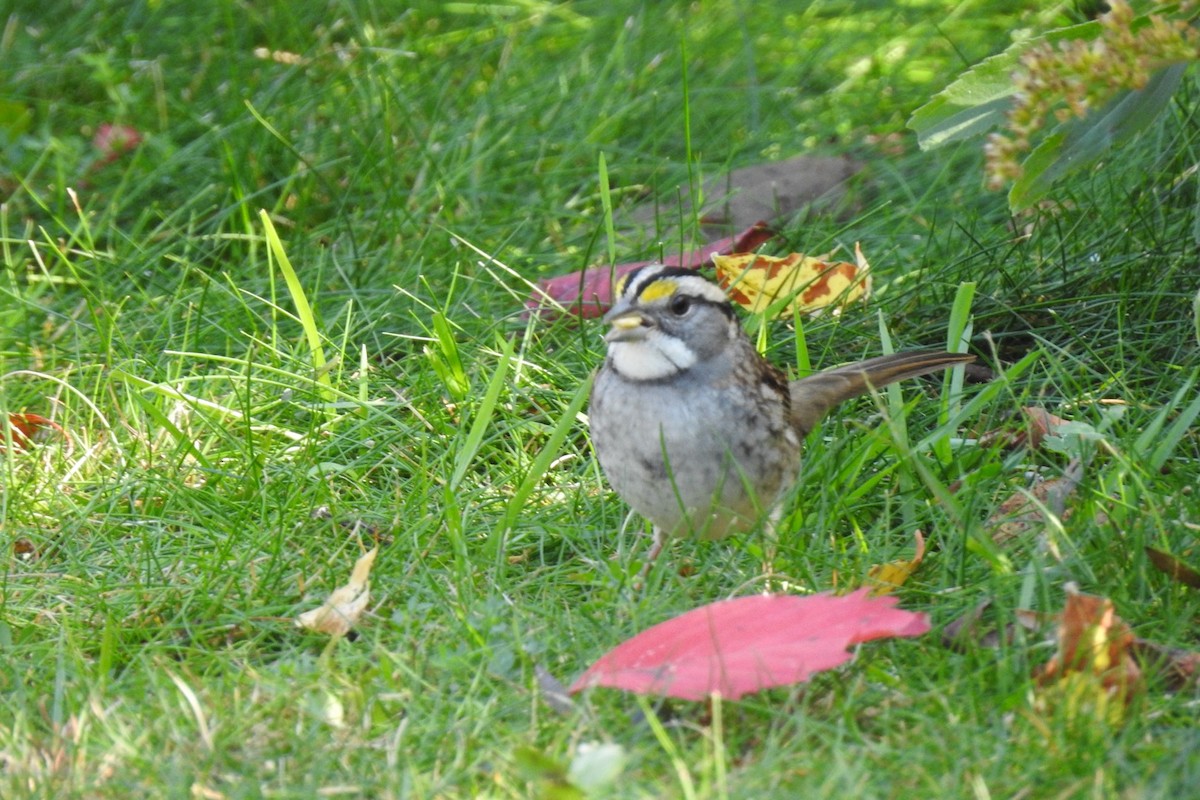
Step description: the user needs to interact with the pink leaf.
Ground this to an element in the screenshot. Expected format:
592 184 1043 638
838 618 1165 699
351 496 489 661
570 589 930 701
526 222 775 319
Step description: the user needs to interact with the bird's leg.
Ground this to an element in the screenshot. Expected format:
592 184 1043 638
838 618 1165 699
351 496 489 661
761 506 782 577
638 526 667 582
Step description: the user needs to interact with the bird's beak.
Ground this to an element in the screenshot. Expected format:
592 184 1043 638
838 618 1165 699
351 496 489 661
603 305 649 343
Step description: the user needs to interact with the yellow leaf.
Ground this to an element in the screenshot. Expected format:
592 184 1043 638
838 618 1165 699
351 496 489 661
712 244 870 318
296 548 378 636
866 530 925 596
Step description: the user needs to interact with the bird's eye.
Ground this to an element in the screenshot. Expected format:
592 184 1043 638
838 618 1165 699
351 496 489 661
669 294 692 316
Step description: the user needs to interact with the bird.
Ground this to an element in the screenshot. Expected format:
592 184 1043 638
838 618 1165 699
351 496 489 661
588 263 974 565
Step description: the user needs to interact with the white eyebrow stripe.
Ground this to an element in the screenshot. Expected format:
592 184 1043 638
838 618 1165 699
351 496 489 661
666 276 729 305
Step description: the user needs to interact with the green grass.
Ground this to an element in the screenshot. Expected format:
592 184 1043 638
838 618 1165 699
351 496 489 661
3 1 1200 797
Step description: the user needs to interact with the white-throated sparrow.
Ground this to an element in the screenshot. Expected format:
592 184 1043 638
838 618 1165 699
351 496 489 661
588 264 973 562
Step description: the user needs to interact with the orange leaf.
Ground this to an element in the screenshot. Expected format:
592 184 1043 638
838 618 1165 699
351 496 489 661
711 243 870 318
2 413 67 452
866 530 926 596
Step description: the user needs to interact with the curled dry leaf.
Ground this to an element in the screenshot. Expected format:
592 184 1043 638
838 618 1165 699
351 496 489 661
1129 638 1200 691
977 406 1072 451
986 459 1083 545
1144 546 1200 589
570 589 929 701
866 530 926 596
1036 587 1137 724
296 548 378 636
712 243 870 318
946 593 1198 694
525 222 775 319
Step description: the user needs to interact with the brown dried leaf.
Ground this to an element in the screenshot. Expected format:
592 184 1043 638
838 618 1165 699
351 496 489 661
1130 638 1200 691
986 459 1083 544
1144 546 1200 589
976 406 1072 451
1035 587 1141 701
296 548 378 636
626 155 861 238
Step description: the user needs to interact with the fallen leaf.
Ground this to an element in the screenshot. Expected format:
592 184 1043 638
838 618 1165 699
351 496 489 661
296 547 378 636
1144 546 1200 589
946 595 1197 694
1020 406 1072 451
625 154 861 238
525 222 775 319
986 459 1083 545
866 530 926 596
1129 638 1200 691
1034 586 1141 714
976 406 1074 451
2 413 68 452
13 538 40 560
570 589 929 701
712 243 870 318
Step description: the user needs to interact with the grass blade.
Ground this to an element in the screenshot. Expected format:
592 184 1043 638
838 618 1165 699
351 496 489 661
259 209 334 404
450 336 515 492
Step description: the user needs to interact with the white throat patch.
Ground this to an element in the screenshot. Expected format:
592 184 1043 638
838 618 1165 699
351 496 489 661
608 331 697 381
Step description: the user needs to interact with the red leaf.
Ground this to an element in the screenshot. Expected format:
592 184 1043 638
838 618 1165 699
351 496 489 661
3 413 66 452
570 589 929 700
525 222 775 319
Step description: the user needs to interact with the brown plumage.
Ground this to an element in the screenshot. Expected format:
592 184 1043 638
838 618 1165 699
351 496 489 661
788 351 976 437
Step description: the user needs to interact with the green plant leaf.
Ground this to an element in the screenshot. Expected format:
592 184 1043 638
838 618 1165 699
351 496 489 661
1132 371 1200 472
426 311 469 401
910 95 1015 150
260 210 335 403
449 336 514 493
598 151 616 266
909 19 1101 149
1009 62 1189 209
490 373 592 561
